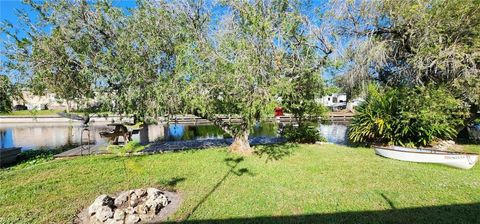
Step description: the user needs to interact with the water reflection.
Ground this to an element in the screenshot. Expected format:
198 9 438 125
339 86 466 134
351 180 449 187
165 123 277 141
169 124 185 140
0 122 350 150
0 129 14 148
319 124 349 144
0 124 110 150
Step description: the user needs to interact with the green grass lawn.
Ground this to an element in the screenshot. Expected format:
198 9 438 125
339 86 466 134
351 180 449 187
1 144 480 223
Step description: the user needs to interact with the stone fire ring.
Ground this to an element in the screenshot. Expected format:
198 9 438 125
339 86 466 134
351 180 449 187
75 188 181 224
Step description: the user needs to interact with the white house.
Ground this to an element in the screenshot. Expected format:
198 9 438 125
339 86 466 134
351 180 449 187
317 93 365 111
12 91 77 111
318 93 347 107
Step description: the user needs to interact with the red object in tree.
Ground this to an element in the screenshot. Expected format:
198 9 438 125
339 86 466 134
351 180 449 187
274 107 284 117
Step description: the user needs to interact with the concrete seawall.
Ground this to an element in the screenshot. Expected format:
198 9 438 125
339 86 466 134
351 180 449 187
0 115 133 124
0 112 354 124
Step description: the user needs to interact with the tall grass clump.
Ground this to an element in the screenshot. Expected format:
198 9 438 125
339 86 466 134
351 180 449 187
349 85 469 146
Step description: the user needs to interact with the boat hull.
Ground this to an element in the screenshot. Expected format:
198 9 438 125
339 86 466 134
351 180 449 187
374 146 478 169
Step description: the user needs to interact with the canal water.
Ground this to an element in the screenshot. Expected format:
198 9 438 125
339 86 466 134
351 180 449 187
0 122 349 151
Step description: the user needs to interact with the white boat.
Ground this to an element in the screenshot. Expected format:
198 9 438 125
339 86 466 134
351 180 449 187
374 146 479 169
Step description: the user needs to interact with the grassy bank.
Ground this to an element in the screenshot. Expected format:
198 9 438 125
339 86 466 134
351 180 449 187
0 109 65 116
1 144 479 223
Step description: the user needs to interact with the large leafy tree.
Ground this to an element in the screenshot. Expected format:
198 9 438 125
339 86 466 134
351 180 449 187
1 0 124 112
331 0 480 124
2 0 332 153
1 0 200 119
177 0 331 153
96 0 188 120
277 1 333 126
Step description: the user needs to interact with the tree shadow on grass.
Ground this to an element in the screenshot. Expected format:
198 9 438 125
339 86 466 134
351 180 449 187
158 176 187 191
184 156 253 220
379 193 396 209
254 143 297 163
168 203 480 224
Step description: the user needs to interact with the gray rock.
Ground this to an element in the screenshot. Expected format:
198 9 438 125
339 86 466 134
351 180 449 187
130 193 139 207
125 207 136 215
144 199 156 212
153 194 169 207
115 191 131 207
84 189 172 223
113 209 126 221
125 214 140 224
150 197 168 215
135 204 149 214
88 194 115 215
144 190 169 214
104 218 121 224
95 206 114 222
134 189 146 197
89 215 99 224
147 188 162 199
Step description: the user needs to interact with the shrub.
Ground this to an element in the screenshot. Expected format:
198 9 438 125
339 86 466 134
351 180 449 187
348 85 468 146
282 124 326 143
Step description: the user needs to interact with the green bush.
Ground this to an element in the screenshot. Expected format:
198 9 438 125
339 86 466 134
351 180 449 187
348 85 469 146
282 124 326 143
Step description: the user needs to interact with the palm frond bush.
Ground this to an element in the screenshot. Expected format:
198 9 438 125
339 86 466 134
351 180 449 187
349 85 469 146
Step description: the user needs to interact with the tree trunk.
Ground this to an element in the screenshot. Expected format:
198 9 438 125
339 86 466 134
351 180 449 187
229 130 252 154
191 111 253 154
66 100 71 113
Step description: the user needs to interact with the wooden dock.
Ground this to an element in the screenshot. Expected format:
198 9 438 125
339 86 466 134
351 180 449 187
54 144 110 158
324 112 355 122
161 112 354 124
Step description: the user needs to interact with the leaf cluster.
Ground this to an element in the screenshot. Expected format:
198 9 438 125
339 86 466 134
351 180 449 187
349 84 469 146
331 0 480 114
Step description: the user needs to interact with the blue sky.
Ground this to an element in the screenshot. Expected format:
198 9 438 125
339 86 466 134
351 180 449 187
1 0 338 80
1 0 137 25
1 1 32 24
0 1 137 78
1 0 327 26
1 0 330 43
